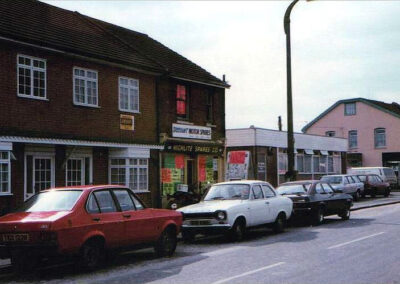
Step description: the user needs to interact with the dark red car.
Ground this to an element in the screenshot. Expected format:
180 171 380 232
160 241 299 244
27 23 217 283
357 174 391 197
0 185 182 272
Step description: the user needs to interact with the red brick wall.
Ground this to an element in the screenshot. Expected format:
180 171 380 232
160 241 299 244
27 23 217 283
0 41 158 144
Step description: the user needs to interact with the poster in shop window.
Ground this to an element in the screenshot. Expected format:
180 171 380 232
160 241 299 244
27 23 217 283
198 156 214 183
226 151 250 180
162 154 185 196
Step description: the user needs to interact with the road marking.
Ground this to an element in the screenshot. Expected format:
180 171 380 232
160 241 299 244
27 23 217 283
211 262 285 284
327 232 385 249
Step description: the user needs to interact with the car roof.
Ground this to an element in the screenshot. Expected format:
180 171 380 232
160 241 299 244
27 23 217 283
279 180 318 186
42 185 128 192
215 180 270 185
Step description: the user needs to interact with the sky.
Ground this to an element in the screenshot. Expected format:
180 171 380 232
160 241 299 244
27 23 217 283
42 0 400 132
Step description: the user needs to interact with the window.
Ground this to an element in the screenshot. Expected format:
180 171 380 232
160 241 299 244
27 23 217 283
176 84 188 119
252 185 264 199
119 77 139 113
110 158 149 191
113 189 135 211
73 67 98 107
93 190 117 213
25 154 55 200
17 55 46 99
206 90 213 122
348 130 358 149
321 183 333 194
0 151 11 194
131 194 144 210
315 183 324 194
325 131 336 137
278 152 288 174
304 155 312 173
313 156 319 173
262 184 276 198
374 128 386 148
87 194 100 214
66 157 92 186
344 102 356 116
319 156 327 173
328 156 334 173
296 155 304 173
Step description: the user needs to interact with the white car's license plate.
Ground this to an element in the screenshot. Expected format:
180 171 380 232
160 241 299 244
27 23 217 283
190 220 211 226
2 233 30 242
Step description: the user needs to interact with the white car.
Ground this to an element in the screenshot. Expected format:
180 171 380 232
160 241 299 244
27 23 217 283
177 180 293 242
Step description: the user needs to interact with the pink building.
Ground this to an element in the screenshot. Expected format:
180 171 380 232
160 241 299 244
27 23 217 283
302 98 400 172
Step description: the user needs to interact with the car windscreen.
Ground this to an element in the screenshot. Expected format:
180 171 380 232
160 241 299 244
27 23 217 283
277 184 308 195
203 184 250 201
321 176 342 184
383 168 396 178
16 190 83 212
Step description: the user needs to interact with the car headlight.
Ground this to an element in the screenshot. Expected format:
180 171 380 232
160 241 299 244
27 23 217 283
215 210 227 220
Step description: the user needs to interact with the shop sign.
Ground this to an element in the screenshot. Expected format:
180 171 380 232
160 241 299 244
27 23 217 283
172 123 212 140
226 151 250 180
120 114 134 131
164 142 224 155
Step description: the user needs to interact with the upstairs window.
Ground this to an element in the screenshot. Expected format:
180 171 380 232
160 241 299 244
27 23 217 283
325 131 335 137
176 84 188 119
17 55 46 99
206 90 214 123
374 128 386 148
348 130 358 149
73 68 98 107
344 102 356 116
119 77 139 113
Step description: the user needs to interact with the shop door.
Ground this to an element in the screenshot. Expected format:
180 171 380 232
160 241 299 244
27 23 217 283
186 159 194 188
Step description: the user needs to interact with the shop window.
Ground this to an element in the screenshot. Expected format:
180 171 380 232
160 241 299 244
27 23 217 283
348 130 358 149
328 156 334 173
73 67 98 107
296 155 304 173
304 155 312 173
17 54 46 100
176 84 188 119
0 151 11 194
278 152 287 174
110 158 148 192
119 77 139 113
161 154 185 196
374 128 386 148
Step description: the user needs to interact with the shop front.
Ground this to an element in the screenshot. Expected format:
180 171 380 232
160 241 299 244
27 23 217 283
161 140 224 209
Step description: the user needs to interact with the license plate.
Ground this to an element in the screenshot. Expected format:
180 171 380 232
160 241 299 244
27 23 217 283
2 234 30 242
190 220 211 226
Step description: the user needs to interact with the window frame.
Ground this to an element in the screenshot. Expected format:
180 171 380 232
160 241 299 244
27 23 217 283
65 155 93 187
344 102 356 116
176 84 189 120
374 128 386 148
251 185 264 200
109 158 149 192
0 151 11 195
118 76 140 113
17 54 47 100
325 131 336 137
73 67 99 107
348 130 358 149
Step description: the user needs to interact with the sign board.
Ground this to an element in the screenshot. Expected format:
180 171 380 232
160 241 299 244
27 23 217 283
120 115 134 131
172 123 212 140
226 151 250 180
164 142 224 156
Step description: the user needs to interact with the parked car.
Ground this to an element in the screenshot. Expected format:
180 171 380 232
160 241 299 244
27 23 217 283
357 174 391 197
0 185 182 272
177 180 293 242
348 167 398 189
277 181 353 225
320 174 364 201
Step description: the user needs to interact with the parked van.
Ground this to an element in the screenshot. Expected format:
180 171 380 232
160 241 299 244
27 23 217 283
347 167 398 189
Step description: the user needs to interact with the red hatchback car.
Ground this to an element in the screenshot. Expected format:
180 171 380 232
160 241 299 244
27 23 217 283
0 185 182 271
357 174 391 197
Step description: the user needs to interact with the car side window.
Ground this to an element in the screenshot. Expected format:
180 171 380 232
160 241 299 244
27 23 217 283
376 176 383 182
315 183 325 194
343 177 348 185
87 193 100 214
113 189 135 211
93 190 118 213
262 185 276 198
321 183 333 194
129 192 145 210
252 185 264 199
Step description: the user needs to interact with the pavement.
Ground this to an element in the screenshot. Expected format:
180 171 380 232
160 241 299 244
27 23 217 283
351 191 400 211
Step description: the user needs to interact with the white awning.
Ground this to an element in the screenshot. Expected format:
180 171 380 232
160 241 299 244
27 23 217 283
109 148 150 159
304 149 314 155
0 136 164 150
320 150 329 155
0 142 12 151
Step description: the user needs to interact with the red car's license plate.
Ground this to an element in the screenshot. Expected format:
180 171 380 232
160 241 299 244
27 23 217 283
2 234 30 242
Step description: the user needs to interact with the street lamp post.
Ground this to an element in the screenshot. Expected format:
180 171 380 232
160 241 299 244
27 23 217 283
284 0 299 181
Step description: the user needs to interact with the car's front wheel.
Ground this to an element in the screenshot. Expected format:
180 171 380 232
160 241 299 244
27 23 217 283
339 204 351 220
79 239 105 271
154 227 177 257
229 219 246 242
312 206 325 226
273 213 286 234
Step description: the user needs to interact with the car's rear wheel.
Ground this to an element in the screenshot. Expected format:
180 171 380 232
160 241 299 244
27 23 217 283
339 204 351 220
273 213 286 234
154 227 177 257
79 239 105 271
371 188 377 198
384 188 391 197
312 206 325 226
353 190 360 201
229 219 246 242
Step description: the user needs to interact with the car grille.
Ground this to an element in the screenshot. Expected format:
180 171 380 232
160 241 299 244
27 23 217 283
182 212 216 220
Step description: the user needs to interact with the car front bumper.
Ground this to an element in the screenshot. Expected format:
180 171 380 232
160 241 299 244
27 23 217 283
181 224 232 236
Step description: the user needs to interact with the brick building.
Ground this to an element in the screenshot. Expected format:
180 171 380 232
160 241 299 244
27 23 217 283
0 0 228 213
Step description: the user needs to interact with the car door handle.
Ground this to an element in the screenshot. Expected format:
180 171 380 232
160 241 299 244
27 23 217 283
92 217 101 222
123 214 131 218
